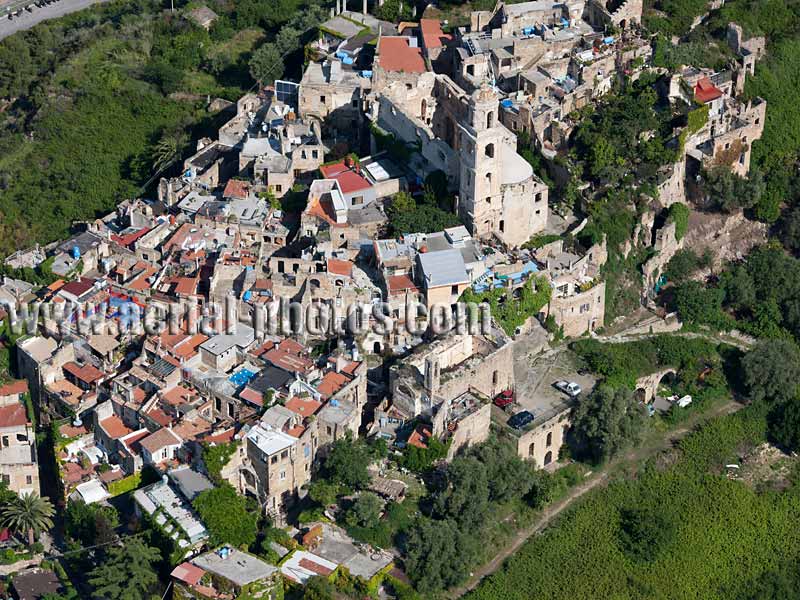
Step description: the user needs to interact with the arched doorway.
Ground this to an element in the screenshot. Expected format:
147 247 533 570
544 451 553 466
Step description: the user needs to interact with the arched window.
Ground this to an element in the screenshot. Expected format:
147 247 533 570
486 111 494 128
544 451 553 466
528 443 535 457
485 143 495 158
546 431 552 447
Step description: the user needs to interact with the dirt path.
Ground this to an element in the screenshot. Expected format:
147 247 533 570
448 399 743 599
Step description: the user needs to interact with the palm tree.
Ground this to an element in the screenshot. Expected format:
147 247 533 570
151 131 189 175
1 493 54 547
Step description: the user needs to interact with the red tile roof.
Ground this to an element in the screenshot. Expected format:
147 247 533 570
64 361 104 385
263 348 314 374
60 278 96 298
0 403 28 428
388 273 418 295
377 37 426 73
139 428 182 454
174 277 198 297
285 396 322 418
112 227 151 248
694 77 723 104
299 557 335 576
327 258 353 277
99 415 133 439
171 562 206 586
0 380 28 397
319 161 372 194
316 371 349 399
407 425 431 449
420 19 451 50
239 386 264 407
223 179 250 199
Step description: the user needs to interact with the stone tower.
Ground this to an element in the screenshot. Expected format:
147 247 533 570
458 84 506 240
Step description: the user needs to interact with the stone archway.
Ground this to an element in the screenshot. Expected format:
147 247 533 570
634 368 677 404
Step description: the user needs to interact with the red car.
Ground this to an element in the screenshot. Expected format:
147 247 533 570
493 390 514 408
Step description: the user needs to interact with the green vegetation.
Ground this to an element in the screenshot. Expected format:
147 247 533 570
88 538 162 600
466 404 795 600
0 493 54 547
201 440 238 485
193 484 259 548
64 499 119 547
385 191 461 236
397 436 450 472
668 202 690 240
0 0 327 257
403 437 552 593
571 385 648 464
461 275 552 336
663 247 712 283
106 471 142 497
671 245 800 341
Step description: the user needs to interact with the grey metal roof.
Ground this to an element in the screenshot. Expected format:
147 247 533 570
417 249 469 288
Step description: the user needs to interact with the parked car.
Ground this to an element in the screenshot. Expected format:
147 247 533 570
508 410 534 430
554 380 582 397
493 389 514 408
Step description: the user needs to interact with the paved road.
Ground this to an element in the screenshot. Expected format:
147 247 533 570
0 0 109 41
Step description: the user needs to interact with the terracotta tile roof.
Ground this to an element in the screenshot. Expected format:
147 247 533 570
420 19 451 49
239 386 264 406
146 407 173 428
377 37 426 73
223 179 250 199
62 461 92 484
171 562 206 586
112 227 151 248
263 348 314 374
46 379 84 406
99 415 133 439
305 195 347 228
98 468 125 484
286 425 306 438
407 424 431 449
0 403 28 428
64 361 104 385
299 557 335 576
319 162 372 194
316 371 349 399
120 429 151 456
139 428 182 454
60 278 96 298
0 380 28 396
162 385 197 406
172 418 212 442
327 258 353 277
59 423 88 438
174 277 198 296
279 338 305 355
285 396 322 418
388 273 418 295
202 428 236 444
694 77 723 104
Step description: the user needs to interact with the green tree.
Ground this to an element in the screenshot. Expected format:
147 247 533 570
321 434 373 490
404 519 478 593
303 575 336 600
779 206 800 255
743 340 800 404
668 202 690 241
65 499 119 546
432 456 490 527
151 130 189 174
193 484 258 548
249 43 284 85
664 249 711 284
87 538 161 600
1 493 54 547
345 492 383 529
571 385 647 464
768 396 800 451
617 507 676 562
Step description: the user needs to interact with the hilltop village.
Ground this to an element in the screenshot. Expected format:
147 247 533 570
0 0 773 597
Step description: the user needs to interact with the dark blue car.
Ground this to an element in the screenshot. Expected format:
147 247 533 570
508 410 534 430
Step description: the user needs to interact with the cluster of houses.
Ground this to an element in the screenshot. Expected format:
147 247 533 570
0 0 770 595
